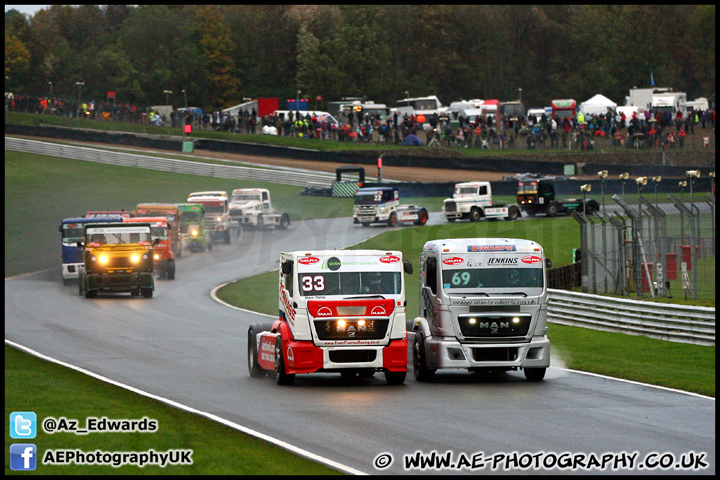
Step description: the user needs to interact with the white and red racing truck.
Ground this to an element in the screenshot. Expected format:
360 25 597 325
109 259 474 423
248 249 414 385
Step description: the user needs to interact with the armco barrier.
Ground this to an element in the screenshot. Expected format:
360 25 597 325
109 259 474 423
547 289 715 346
4 137 335 188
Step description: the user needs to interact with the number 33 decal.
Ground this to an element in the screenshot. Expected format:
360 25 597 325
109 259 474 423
302 275 325 292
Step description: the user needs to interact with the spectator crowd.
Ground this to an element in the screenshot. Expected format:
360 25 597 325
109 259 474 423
6 92 715 152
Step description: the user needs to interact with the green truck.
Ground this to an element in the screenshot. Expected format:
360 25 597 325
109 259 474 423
177 203 210 252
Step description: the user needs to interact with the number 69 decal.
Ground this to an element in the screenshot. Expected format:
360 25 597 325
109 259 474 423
302 275 325 292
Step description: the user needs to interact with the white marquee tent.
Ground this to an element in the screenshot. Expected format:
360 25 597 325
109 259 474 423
580 94 617 116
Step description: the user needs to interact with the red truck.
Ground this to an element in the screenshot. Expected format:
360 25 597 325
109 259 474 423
124 216 176 279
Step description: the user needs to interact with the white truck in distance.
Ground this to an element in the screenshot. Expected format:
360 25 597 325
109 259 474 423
247 250 414 385
353 186 429 227
412 238 551 382
442 181 521 222
186 191 239 244
228 188 290 230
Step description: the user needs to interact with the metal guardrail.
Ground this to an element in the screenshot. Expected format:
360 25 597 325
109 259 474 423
4 137 335 188
548 289 715 346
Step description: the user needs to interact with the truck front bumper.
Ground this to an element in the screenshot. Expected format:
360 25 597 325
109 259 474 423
86 271 154 293
425 335 550 370
281 338 408 374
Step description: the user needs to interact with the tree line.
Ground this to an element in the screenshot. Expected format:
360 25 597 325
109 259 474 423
5 5 715 112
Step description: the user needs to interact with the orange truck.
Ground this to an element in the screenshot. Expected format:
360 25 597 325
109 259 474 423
124 216 176 279
134 203 182 257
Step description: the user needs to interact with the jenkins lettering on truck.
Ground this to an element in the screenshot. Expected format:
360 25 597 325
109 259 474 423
412 238 551 382
247 250 414 386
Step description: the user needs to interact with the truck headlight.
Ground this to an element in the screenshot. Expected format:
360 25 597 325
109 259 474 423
153 253 161 261
216 216 222 222
131 254 140 264
98 255 108 264
191 230 198 236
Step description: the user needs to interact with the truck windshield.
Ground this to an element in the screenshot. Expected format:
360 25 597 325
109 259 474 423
299 271 401 297
150 227 168 239
354 190 395 204
517 183 538 194
62 226 85 243
87 228 152 246
455 186 477 196
442 267 543 291
179 211 200 222
203 205 225 214
231 193 261 202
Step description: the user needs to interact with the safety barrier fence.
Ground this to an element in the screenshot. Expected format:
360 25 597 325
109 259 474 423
5 137 335 188
547 288 715 346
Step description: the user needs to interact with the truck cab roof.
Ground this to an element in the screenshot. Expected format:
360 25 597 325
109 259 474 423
423 238 543 254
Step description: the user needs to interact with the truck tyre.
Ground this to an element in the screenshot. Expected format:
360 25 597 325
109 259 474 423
387 211 398 227
223 228 231 244
276 214 290 230
507 206 520 221
142 287 153 298
85 289 96 299
413 333 435 382
546 204 558 217
384 369 406 385
469 208 481 222
414 208 429 226
524 367 546 381
176 243 182 258
274 336 295 386
78 274 85 296
247 325 265 378
585 200 600 215
256 215 264 230
166 260 176 280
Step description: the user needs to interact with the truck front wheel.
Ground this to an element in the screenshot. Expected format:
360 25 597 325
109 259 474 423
546 204 558 217
274 337 295 386
387 212 398 227
413 333 435 382
414 209 429 226
384 369 406 385
524 367 546 381
469 208 482 222
166 261 176 280
247 325 265 378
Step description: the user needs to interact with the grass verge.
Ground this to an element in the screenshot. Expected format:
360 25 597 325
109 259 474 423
4 344 342 475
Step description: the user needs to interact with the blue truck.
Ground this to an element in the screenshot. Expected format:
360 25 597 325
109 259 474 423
59 215 124 285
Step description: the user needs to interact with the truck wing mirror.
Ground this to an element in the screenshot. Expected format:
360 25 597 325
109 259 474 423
545 258 552 269
76 241 84 248
281 261 293 275
403 260 414 275
153 238 160 246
